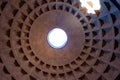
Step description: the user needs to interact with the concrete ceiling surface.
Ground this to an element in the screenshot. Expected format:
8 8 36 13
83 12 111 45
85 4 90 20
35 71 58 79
0 0 120 80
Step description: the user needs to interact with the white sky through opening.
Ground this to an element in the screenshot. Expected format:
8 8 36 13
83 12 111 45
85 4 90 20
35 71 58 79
47 28 68 49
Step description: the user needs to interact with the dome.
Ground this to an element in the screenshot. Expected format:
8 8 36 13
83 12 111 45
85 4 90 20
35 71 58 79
0 0 120 80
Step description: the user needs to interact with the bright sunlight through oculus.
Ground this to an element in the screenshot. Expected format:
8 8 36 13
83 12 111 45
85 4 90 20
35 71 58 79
47 28 68 49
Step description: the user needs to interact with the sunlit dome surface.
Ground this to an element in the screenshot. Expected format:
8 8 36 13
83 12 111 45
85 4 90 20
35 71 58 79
80 0 101 14
47 28 68 48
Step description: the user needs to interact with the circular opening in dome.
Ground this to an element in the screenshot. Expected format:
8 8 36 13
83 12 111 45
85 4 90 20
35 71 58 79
47 28 68 49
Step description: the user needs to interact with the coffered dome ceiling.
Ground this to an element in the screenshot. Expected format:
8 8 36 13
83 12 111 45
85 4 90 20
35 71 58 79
0 0 120 80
